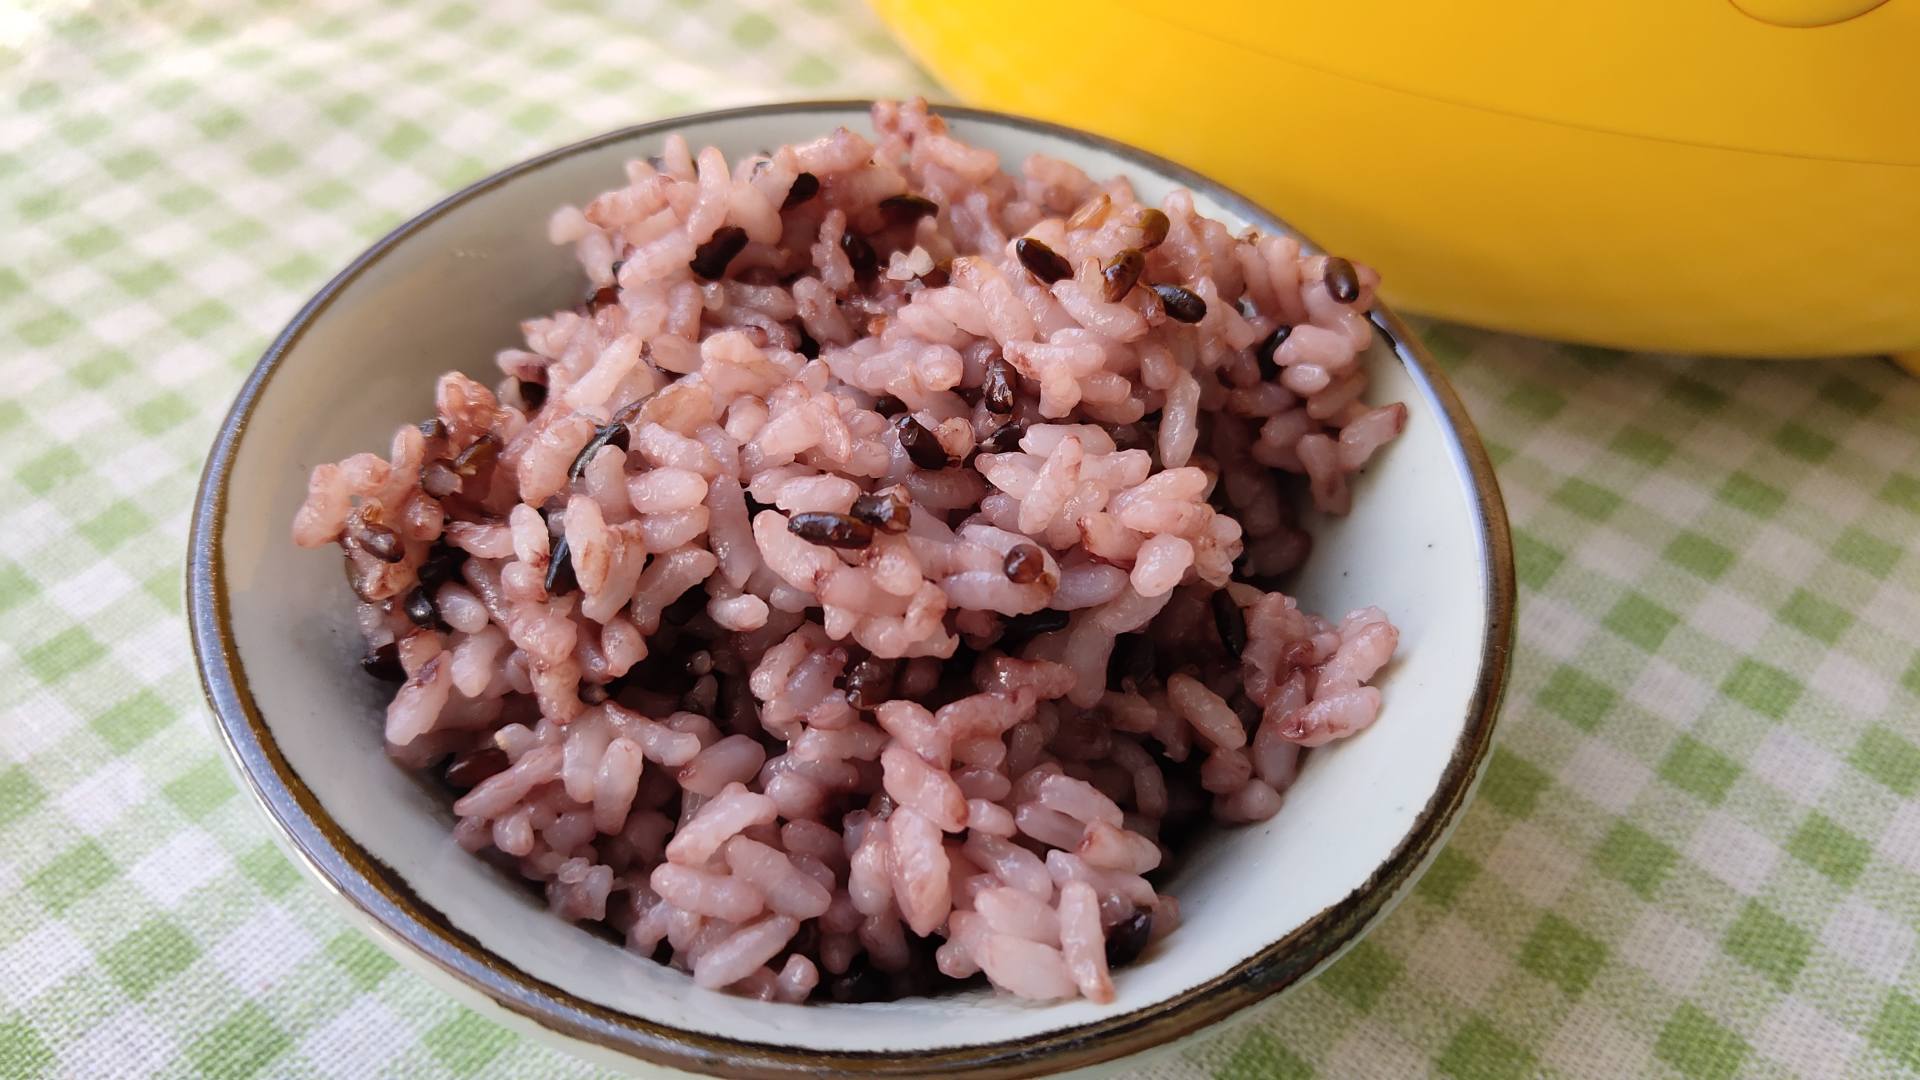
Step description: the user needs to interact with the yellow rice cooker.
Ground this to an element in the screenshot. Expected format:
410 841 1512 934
871 0 1920 365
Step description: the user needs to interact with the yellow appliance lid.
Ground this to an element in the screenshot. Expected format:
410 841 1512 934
1115 0 1920 165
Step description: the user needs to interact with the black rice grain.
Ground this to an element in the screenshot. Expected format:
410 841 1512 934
544 536 578 595
1003 544 1047 584
782 171 820 209
1255 325 1290 381
849 488 911 534
982 357 1017 414
1323 256 1360 303
893 414 948 470
1104 908 1154 968
569 412 638 481
878 193 938 226
1108 632 1156 688
451 433 500 477
1135 208 1170 250
1211 590 1247 658
840 232 878 281
445 747 509 790
1150 283 1207 323
420 460 461 499
788 511 876 549
844 656 898 710
356 522 405 563
360 641 405 682
999 607 1070 645
981 421 1026 454
1101 249 1144 303
402 586 438 627
1014 237 1072 284
690 226 749 280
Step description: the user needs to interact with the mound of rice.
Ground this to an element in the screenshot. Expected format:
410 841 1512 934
293 100 1403 1004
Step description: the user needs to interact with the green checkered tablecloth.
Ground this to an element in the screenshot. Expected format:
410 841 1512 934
6 1 1919 1076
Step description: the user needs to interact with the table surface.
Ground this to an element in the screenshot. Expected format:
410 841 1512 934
5 1 1919 1077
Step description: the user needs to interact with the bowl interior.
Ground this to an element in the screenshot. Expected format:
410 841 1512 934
202 104 1499 1064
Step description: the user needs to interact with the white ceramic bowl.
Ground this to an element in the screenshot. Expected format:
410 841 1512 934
189 102 1513 1077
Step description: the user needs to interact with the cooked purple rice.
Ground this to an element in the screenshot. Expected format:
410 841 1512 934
288 106 1411 1010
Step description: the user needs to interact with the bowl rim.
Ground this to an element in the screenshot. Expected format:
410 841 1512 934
188 99 1514 1078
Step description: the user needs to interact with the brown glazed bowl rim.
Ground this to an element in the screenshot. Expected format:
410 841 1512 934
188 99 1515 1078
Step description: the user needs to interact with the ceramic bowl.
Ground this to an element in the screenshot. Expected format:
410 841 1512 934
189 101 1513 1078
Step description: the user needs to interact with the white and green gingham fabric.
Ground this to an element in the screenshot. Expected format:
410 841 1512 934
5 2 1918 1076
